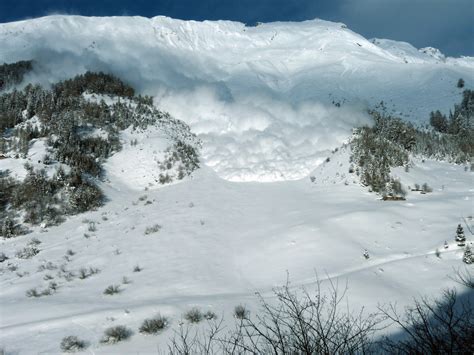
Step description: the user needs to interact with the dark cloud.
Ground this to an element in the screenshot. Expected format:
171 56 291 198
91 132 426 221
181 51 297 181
1 0 472 56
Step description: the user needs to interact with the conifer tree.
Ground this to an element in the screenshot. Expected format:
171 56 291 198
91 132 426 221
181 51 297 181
455 224 466 247
2 217 15 238
463 245 473 264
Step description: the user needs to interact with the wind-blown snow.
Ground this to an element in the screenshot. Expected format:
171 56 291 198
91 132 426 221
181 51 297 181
1 15 473 181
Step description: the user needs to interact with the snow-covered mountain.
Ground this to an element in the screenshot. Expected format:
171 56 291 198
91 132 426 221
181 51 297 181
1 15 473 181
0 16 473 354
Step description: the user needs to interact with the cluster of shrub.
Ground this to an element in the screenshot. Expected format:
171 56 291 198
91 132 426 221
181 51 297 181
351 90 473 198
158 140 200 184
0 62 200 236
59 272 473 354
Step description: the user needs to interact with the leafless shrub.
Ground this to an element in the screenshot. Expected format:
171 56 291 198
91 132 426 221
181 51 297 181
103 285 121 295
60 335 87 352
139 314 169 334
100 325 132 344
184 307 204 323
233 305 249 320
78 267 100 280
145 224 161 235
449 267 474 289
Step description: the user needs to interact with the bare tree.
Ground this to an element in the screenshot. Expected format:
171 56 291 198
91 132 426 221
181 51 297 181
167 276 384 354
449 267 474 289
380 289 474 354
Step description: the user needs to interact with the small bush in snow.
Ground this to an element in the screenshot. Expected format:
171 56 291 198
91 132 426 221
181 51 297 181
103 285 121 295
139 314 169 334
144 224 161 235
184 308 203 323
60 335 87 352
204 310 217 320
133 265 142 272
78 267 100 280
234 305 249 319
100 325 132 344
16 246 39 259
26 288 40 298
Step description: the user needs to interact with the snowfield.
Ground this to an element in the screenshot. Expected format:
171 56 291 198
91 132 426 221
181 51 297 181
1 137 473 354
0 15 473 354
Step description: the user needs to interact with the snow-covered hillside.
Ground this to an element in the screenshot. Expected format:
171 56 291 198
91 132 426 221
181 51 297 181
1 15 473 181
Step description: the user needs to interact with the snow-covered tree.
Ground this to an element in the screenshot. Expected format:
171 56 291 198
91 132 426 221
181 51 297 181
2 217 15 238
455 224 466 247
463 245 473 264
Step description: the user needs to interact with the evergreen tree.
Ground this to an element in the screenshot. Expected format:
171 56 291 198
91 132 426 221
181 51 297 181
455 224 466 246
2 217 15 238
463 245 473 264
457 78 465 88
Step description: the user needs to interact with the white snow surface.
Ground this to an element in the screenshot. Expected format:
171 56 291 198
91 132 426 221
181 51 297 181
1 141 473 354
1 15 473 181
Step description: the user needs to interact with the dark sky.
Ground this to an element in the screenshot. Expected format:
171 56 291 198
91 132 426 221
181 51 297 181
1 0 473 56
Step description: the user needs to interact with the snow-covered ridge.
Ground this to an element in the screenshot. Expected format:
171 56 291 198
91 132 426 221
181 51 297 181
1 15 473 181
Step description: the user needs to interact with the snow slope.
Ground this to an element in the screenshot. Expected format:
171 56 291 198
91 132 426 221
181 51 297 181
1 137 473 354
1 15 473 181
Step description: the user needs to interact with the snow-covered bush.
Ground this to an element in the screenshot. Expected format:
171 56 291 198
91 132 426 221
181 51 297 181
144 224 161 235
139 314 169 334
16 246 39 259
100 325 132 344
463 245 473 264
60 335 87 352
184 308 203 323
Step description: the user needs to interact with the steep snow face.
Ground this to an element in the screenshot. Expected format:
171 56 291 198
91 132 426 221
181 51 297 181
1 16 473 181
